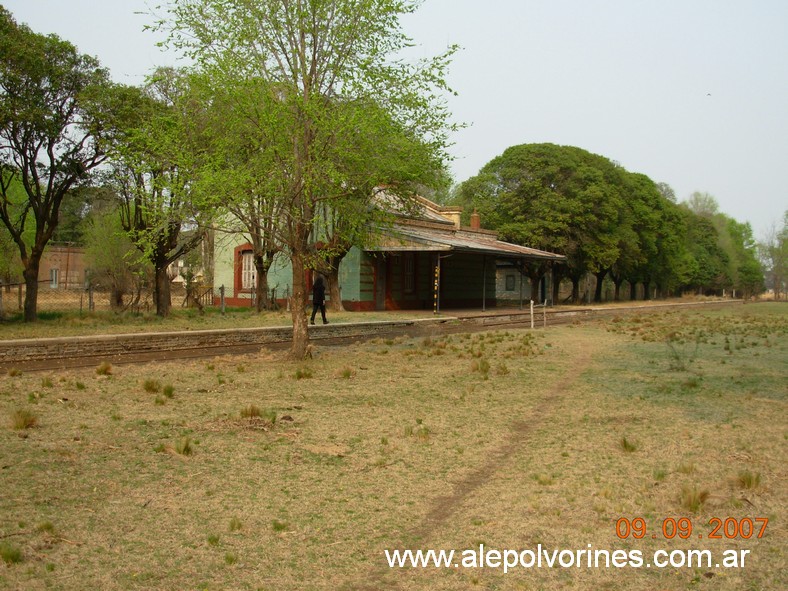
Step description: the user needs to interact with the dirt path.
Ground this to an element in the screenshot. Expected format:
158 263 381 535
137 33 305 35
348 340 595 590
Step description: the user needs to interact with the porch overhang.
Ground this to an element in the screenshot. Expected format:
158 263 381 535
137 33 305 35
367 224 566 263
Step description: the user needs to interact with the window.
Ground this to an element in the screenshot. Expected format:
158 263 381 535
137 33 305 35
241 252 255 290
403 253 415 294
49 268 59 289
505 274 516 291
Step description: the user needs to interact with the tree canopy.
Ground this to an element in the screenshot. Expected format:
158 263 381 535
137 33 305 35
453 143 763 301
0 6 123 320
161 0 456 356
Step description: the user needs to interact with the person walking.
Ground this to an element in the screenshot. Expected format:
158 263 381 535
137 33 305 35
310 275 329 325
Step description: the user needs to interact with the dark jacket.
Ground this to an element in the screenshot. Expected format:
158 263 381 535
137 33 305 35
312 278 326 305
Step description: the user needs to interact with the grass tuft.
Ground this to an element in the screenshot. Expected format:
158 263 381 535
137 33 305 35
0 542 23 565
619 437 638 453
229 517 243 532
294 367 313 380
36 521 55 533
175 437 194 456
10 408 37 430
737 470 761 489
680 485 709 512
336 366 356 379
163 384 175 398
143 379 161 393
240 404 261 418
96 362 112 376
272 520 288 532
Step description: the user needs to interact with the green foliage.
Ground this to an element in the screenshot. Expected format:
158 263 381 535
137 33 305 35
83 199 151 310
0 8 124 320
453 143 761 300
160 0 456 356
109 69 210 318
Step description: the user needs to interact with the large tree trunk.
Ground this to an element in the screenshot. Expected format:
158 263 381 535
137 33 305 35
325 264 344 312
154 263 172 317
594 269 608 303
289 253 310 359
643 278 652 301
613 278 623 301
629 281 638 301
22 259 41 322
254 257 271 312
552 265 566 304
110 286 125 310
571 276 581 304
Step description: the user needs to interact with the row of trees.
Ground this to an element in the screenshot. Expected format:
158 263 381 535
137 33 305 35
0 1 454 358
451 144 767 303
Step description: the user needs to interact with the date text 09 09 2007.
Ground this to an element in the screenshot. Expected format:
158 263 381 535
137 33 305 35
615 517 768 540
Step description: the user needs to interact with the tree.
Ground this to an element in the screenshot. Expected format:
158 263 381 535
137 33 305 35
83 199 151 310
0 173 28 287
685 191 719 218
0 8 119 321
453 144 626 303
722 216 764 298
109 69 208 317
163 0 455 357
759 211 787 300
192 76 287 312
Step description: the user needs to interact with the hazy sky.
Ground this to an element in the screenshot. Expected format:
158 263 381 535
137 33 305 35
4 0 786 236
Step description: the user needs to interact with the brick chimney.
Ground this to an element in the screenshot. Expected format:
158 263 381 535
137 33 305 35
470 209 481 230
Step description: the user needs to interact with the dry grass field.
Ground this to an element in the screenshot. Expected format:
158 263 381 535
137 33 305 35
0 303 785 590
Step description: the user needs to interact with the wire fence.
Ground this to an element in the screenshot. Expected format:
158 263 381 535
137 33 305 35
0 281 216 317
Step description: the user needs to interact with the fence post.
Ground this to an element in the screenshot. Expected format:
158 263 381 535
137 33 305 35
18 284 23 311
543 299 547 328
530 299 534 329
89 285 94 311
220 285 226 314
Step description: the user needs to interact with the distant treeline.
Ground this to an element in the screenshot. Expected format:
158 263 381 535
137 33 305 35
452 143 765 302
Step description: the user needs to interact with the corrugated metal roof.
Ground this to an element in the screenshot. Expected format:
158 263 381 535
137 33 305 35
370 224 565 261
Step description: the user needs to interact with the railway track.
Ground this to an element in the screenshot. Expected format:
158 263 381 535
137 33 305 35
0 300 743 372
